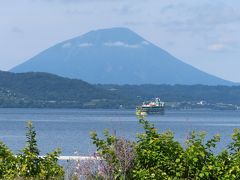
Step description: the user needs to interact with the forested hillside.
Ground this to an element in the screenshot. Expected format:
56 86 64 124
0 71 124 108
99 84 240 104
0 71 240 109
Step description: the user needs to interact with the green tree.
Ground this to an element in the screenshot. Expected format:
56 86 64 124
26 121 40 155
132 119 184 179
17 121 64 179
132 119 240 179
183 131 220 179
39 148 64 179
17 121 41 177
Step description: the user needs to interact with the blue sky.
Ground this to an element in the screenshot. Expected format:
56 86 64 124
1 0 240 82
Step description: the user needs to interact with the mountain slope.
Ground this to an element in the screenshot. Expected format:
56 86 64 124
11 27 233 85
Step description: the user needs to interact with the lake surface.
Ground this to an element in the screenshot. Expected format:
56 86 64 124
0 108 239 155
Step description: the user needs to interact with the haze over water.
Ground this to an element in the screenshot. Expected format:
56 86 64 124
0 108 239 156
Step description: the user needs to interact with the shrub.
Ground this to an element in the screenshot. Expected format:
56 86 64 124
133 119 184 179
0 142 17 179
0 121 64 179
90 118 240 180
90 129 135 179
1 118 240 179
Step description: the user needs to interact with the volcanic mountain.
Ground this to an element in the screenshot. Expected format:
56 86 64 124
11 27 233 85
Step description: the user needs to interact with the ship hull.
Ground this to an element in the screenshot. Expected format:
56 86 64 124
138 106 164 114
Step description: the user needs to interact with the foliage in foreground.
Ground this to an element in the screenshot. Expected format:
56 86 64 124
133 119 240 179
1 119 240 179
0 121 64 180
82 119 240 180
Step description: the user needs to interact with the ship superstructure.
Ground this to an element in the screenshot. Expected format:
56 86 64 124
136 98 164 115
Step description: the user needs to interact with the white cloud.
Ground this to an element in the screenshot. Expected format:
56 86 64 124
208 43 226 52
78 43 93 47
104 41 141 48
62 42 71 48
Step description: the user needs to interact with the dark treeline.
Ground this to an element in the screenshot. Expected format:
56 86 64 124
99 84 240 104
1 71 240 108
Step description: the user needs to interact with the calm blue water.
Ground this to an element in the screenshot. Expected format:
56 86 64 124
0 109 239 155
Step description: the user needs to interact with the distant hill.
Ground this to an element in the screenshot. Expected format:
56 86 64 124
0 71 124 108
0 71 240 109
11 27 233 85
99 84 240 105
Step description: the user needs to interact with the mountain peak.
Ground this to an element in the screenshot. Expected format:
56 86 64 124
71 27 145 44
91 27 132 33
11 28 233 85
